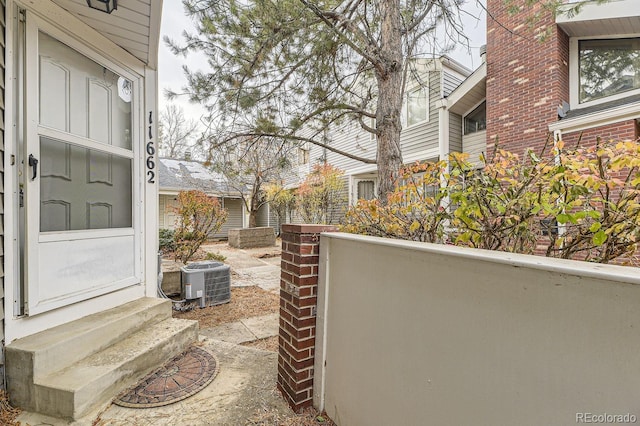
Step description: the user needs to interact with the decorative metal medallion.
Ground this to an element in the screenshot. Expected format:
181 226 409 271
114 346 219 408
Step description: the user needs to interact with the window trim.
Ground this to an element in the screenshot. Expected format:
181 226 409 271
402 85 429 129
352 177 377 204
463 100 487 136
20 9 145 314
570 34 640 109
29 17 142 234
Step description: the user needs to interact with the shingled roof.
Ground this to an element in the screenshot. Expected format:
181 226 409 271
158 158 240 197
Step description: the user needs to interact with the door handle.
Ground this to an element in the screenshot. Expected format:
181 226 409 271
28 154 38 180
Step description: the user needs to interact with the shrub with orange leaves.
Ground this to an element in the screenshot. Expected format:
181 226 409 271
343 138 640 265
172 190 228 263
296 164 346 224
342 161 451 243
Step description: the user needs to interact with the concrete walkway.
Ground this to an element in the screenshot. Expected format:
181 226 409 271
205 242 281 294
16 242 287 426
200 313 279 344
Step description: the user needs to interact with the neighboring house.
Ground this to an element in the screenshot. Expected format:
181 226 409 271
0 1 199 421
288 0 640 229
158 157 245 239
449 0 640 163
290 57 471 218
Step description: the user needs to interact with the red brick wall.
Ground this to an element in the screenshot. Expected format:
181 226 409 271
562 120 639 148
486 0 569 157
278 224 337 412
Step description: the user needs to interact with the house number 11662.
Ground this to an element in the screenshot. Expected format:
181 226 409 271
147 111 156 183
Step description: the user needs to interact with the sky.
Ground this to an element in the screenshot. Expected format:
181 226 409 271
158 1 487 127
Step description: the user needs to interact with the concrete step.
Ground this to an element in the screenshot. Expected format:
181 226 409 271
33 317 198 420
7 298 172 383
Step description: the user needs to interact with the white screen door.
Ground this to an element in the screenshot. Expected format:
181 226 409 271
23 15 141 315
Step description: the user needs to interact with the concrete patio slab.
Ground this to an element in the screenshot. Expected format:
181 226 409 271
199 313 279 345
199 322 256 345
17 338 290 426
94 338 290 426
241 313 279 340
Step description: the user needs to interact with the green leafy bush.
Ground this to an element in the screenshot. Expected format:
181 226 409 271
159 228 176 253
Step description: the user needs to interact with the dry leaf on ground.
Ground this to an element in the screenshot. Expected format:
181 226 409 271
0 390 21 426
173 286 278 328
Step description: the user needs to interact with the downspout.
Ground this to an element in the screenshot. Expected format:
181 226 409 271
313 235 331 412
437 99 450 163
436 99 451 241
553 129 566 239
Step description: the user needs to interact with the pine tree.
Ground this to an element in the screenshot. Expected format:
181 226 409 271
168 0 466 201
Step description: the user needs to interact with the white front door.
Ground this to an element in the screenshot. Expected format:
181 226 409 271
22 14 142 315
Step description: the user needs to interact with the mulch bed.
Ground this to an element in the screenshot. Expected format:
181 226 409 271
249 406 336 426
0 391 20 426
173 286 279 328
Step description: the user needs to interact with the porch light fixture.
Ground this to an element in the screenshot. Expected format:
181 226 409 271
86 0 117 14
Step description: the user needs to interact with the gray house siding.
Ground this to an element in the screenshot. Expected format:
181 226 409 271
159 194 243 240
328 175 349 224
304 66 445 178
255 204 269 227
218 198 243 239
449 112 463 154
400 70 442 162
443 69 464 97
463 131 487 167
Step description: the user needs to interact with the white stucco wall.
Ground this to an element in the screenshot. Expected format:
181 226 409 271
314 233 640 426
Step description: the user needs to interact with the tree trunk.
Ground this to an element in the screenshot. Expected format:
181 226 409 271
375 0 404 204
248 210 257 228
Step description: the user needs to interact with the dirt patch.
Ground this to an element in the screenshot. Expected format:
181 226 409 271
241 336 278 352
173 286 278 328
0 390 21 426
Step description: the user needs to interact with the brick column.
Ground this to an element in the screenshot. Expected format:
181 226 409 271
486 0 569 156
278 224 337 412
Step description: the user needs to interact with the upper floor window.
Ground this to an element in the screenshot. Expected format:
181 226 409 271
298 147 309 165
579 38 640 103
404 87 428 127
464 101 486 135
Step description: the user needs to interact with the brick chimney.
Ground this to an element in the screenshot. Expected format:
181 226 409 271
486 0 569 157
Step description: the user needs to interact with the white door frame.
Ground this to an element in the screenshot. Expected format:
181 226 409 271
3 0 156 342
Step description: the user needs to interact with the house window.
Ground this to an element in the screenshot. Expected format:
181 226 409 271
405 87 428 127
357 180 376 200
579 38 640 103
38 31 134 231
464 101 486 135
298 147 309 165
